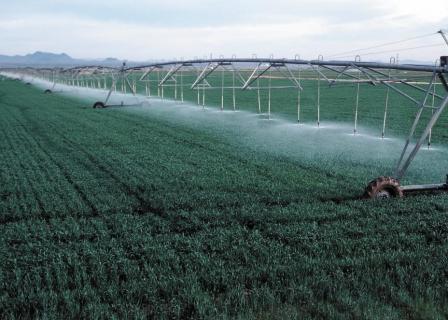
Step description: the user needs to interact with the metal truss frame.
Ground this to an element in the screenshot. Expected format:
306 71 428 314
3 56 448 189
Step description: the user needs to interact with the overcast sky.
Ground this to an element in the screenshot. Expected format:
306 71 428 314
1 0 447 62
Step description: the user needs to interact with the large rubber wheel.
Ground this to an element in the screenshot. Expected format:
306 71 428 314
44 89 52 94
93 101 106 109
364 176 403 199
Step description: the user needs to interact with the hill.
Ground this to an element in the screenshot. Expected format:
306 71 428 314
0 51 122 67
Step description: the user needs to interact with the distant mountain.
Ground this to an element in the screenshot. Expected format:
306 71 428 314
24 51 73 64
103 57 121 64
0 51 127 67
0 52 436 68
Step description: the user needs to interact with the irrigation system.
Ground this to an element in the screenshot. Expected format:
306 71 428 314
2 31 448 199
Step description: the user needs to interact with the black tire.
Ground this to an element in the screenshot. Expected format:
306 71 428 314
364 176 403 199
93 101 106 109
44 89 52 94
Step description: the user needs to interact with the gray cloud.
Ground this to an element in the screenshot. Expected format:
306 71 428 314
0 0 447 61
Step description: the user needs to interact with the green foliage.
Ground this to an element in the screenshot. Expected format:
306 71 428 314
1 79 448 319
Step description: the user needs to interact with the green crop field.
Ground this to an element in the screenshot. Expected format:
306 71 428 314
1 76 448 319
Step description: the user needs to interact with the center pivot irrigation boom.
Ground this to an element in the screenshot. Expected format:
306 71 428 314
2 33 448 199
